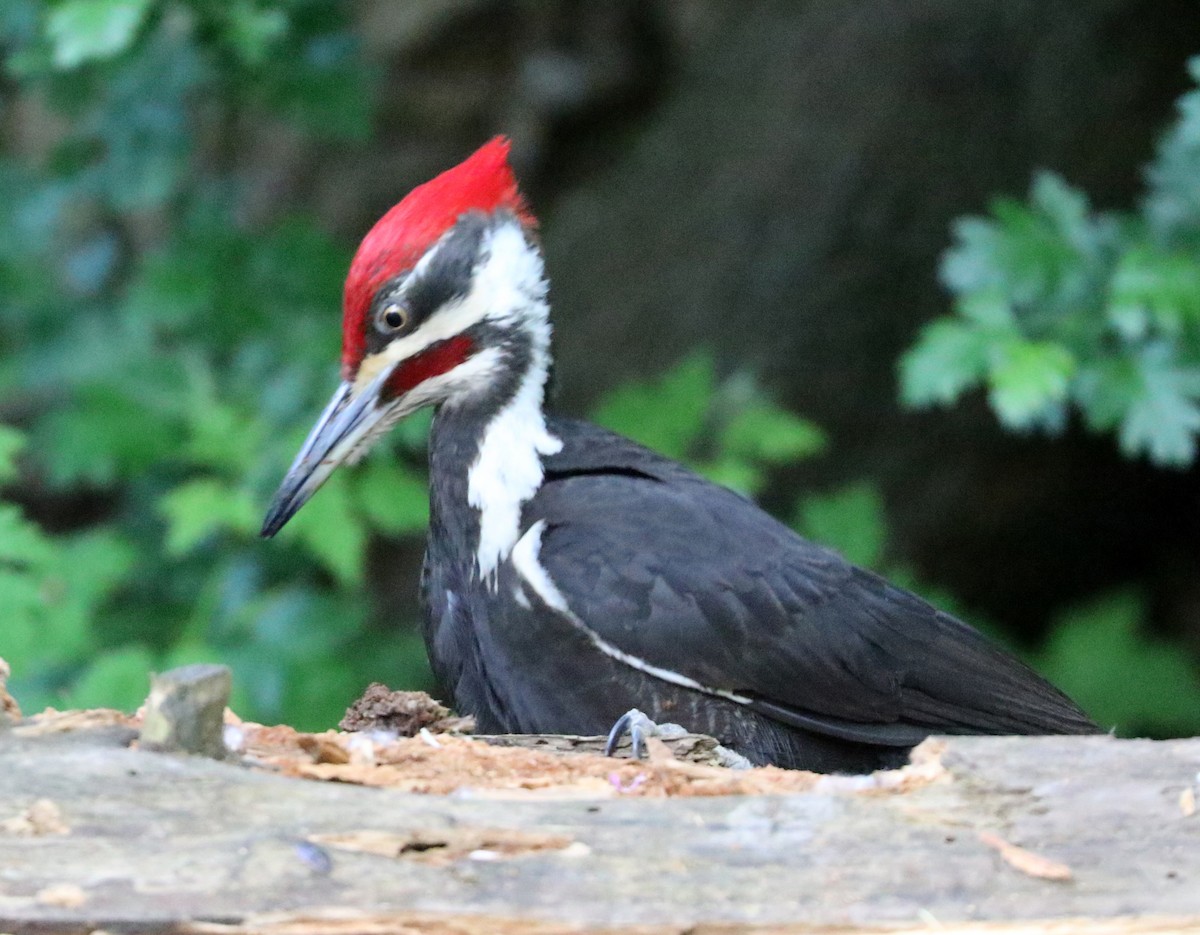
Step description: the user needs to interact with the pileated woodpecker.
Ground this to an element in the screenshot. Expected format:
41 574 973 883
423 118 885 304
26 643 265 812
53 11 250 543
262 138 1098 772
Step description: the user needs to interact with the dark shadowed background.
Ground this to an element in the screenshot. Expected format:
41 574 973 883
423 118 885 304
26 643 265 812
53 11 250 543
3 0 1199 736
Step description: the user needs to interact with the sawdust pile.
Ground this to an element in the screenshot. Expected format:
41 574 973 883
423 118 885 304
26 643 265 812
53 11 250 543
4 665 948 800
227 710 948 799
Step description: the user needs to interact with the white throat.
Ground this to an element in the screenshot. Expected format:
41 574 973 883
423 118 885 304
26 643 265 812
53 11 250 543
462 222 562 580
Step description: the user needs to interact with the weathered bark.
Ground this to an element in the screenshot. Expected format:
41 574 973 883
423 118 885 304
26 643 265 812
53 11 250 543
1 721 1198 933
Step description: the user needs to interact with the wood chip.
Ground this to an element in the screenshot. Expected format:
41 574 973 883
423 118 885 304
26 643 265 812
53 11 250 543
139 664 232 759
297 733 351 765
1 798 69 836
12 707 135 736
979 830 1073 882
1181 786 1196 818
34 883 87 907
309 827 574 866
0 655 20 722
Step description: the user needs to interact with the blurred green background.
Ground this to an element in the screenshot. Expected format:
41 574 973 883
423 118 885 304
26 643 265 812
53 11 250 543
2 0 1200 737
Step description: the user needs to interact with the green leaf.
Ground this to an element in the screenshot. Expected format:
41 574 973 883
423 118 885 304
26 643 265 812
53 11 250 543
1073 357 1141 432
1077 353 1200 467
58 645 154 712
0 424 26 484
1029 171 1093 247
160 478 260 555
282 472 365 585
1107 244 1200 337
986 340 1076 429
221 1 288 66
1145 57 1200 241
956 286 1015 329
56 529 137 611
259 29 373 141
354 458 428 535
0 503 55 568
720 404 826 465
898 319 990 408
0 568 50 675
592 352 715 460
46 0 153 69
185 396 269 475
0 511 114 679
37 385 184 486
941 172 1107 319
697 456 762 496
795 484 887 569
1116 355 1200 467
1035 591 1200 736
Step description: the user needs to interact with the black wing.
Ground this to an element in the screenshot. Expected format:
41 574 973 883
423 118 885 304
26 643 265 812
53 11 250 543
526 418 1098 745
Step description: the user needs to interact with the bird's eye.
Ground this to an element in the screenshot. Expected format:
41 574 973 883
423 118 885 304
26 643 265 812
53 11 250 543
380 304 409 331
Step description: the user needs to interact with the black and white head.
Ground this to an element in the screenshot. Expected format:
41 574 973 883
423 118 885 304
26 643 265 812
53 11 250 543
262 137 560 566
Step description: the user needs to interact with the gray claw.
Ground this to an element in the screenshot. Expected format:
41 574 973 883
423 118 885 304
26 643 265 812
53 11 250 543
604 708 659 759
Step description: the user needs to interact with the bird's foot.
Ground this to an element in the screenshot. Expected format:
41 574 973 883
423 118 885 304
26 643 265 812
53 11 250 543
604 708 656 759
604 708 685 759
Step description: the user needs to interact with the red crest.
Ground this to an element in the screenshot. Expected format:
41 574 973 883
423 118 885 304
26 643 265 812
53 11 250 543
340 137 534 377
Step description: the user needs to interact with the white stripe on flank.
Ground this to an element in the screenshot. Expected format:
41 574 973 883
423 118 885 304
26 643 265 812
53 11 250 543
510 521 752 706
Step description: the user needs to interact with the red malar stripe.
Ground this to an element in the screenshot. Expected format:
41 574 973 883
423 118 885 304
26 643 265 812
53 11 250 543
384 335 475 400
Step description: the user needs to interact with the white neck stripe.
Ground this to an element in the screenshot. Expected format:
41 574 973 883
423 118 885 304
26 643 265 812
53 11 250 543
460 222 560 580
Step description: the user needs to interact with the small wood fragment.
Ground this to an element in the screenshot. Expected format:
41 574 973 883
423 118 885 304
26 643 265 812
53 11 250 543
12 707 134 736
34 882 86 908
297 733 351 765
1182 786 1196 818
309 827 575 866
0 656 20 723
139 664 231 759
0 798 69 837
979 830 1074 882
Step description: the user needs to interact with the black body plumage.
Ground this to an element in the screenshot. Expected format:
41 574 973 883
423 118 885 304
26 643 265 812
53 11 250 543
422 409 1099 773
262 142 1098 774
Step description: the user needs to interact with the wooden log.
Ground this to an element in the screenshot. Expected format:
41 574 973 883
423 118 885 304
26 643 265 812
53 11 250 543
0 718 1198 934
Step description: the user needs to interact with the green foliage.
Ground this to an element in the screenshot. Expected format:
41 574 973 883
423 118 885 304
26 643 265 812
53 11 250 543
0 0 829 731
901 58 1200 467
1035 592 1200 737
0 427 140 707
0 0 406 730
894 56 1200 736
46 0 153 68
796 483 886 568
593 350 826 495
